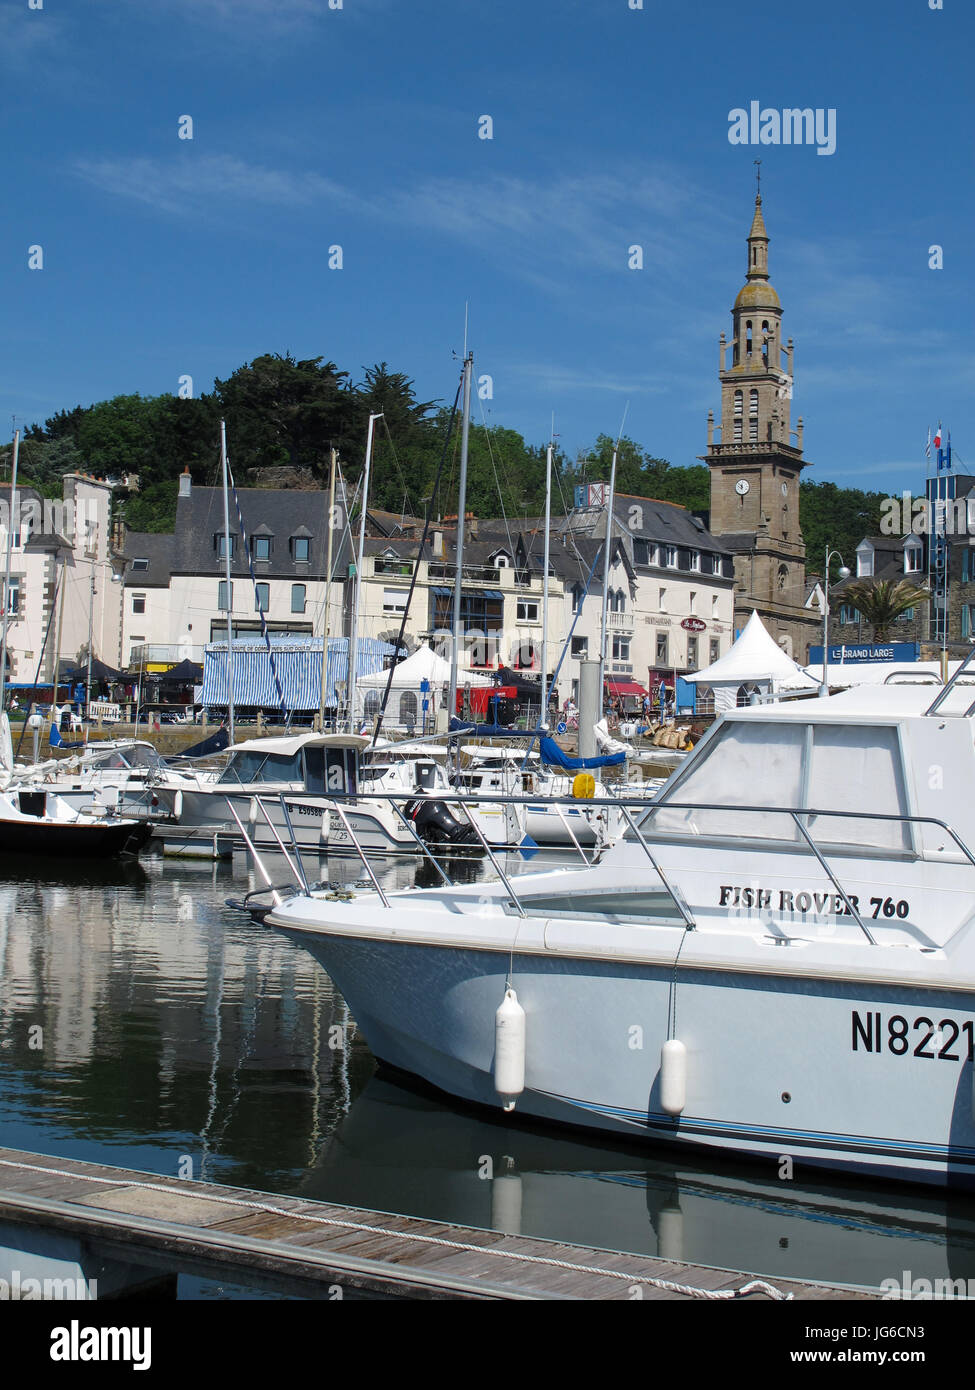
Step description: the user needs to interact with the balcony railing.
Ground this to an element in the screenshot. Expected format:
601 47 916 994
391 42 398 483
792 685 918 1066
607 610 634 630
426 564 502 584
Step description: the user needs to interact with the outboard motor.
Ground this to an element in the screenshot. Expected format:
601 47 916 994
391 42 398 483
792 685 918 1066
404 798 480 846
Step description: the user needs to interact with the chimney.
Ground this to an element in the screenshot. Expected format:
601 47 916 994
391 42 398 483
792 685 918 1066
178 468 192 499
432 531 445 560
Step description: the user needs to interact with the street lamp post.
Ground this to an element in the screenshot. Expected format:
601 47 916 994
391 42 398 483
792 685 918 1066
821 546 851 697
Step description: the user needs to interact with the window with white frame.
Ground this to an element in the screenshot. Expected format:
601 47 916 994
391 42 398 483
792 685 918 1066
517 599 539 622
254 583 270 612
253 535 272 562
656 632 668 665
903 543 922 573
571 636 588 658
659 587 667 612
218 580 233 612
291 584 306 614
132 593 146 615
382 588 409 614
666 545 678 568
612 636 630 661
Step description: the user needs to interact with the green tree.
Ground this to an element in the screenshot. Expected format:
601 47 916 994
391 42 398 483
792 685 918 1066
798 480 889 576
213 353 353 476
837 578 930 642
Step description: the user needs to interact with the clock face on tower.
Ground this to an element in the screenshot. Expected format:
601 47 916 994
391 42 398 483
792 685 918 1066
735 479 749 496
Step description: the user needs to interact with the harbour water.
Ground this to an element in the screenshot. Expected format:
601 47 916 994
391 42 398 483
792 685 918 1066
2 845 975 1298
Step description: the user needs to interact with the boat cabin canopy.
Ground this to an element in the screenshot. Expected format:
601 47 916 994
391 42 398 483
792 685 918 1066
638 683 975 856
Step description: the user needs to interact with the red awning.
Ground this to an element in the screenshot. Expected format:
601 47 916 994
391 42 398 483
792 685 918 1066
607 680 647 696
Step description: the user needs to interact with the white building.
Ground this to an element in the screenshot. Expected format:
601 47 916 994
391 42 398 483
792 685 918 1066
0 473 120 686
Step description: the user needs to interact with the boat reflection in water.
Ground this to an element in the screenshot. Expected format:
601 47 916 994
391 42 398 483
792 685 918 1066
304 1076 975 1291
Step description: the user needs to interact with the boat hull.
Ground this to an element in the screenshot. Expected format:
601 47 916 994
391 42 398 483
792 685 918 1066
276 925 975 1189
0 817 152 858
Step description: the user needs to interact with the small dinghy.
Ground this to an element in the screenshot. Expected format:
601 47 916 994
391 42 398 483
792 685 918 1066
0 787 152 858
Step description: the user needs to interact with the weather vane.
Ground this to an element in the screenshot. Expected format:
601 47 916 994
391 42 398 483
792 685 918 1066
754 159 762 195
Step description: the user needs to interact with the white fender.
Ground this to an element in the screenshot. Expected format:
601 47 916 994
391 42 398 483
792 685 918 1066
660 1038 687 1116
491 1170 524 1235
494 987 526 1111
173 790 183 821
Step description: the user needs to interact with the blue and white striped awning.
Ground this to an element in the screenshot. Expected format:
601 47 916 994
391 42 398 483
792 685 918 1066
201 637 393 710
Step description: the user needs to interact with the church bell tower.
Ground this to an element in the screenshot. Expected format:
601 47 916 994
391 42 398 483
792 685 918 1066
702 178 818 659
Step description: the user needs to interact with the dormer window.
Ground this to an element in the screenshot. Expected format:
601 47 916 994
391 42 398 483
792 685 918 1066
291 535 311 562
903 540 922 574
217 534 236 559
131 557 149 572
856 542 874 578
253 536 272 562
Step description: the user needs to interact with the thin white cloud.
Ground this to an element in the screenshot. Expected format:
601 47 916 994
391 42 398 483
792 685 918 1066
73 154 359 218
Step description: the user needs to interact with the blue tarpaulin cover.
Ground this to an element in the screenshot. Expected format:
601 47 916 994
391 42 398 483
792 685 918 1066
447 721 626 769
538 736 625 770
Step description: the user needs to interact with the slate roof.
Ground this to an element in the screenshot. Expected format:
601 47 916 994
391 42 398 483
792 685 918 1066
121 533 176 587
123 485 353 585
612 493 735 555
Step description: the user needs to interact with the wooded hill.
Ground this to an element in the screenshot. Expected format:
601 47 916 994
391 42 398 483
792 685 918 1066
6 352 890 574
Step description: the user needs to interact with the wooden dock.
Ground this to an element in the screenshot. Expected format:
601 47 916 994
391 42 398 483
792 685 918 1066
0 1146 882 1301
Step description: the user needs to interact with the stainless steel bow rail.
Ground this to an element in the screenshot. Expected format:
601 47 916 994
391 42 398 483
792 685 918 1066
924 645 975 717
228 788 975 945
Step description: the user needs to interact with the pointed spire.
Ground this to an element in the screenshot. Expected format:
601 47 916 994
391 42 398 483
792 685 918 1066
746 189 770 282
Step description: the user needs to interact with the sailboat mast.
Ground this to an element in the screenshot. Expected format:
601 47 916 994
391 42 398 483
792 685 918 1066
0 430 19 716
540 434 554 728
597 444 619 714
447 352 473 725
318 446 338 730
220 419 235 744
348 413 381 730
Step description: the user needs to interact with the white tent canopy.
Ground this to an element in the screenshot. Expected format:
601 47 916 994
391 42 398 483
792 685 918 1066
354 642 493 727
684 611 818 711
356 643 493 690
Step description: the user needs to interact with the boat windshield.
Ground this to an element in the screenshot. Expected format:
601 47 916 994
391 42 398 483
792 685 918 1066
217 751 303 785
635 720 911 853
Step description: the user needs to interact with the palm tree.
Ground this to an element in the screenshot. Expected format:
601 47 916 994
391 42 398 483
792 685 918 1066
837 578 930 643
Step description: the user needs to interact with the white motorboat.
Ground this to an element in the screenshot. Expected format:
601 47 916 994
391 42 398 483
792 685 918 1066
17 738 171 817
263 672 975 1188
159 731 527 854
458 744 663 849
0 785 152 858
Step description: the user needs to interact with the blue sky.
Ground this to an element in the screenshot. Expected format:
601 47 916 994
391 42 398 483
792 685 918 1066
1 0 970 493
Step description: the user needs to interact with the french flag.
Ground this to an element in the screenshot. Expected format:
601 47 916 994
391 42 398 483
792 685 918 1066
934 423 943 449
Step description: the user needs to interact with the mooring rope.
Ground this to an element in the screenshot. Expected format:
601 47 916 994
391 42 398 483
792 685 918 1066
0 1155 791 1299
